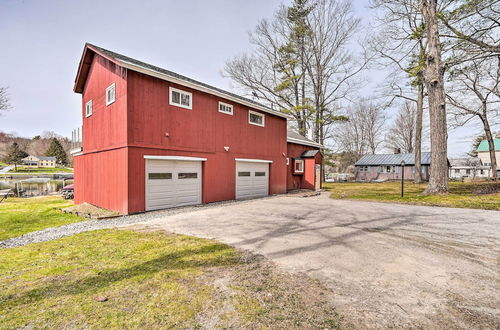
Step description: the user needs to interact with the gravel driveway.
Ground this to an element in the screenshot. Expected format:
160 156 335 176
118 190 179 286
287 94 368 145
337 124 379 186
125 193 500 329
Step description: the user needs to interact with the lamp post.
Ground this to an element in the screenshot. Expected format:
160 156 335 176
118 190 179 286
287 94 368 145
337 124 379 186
401 160 405 197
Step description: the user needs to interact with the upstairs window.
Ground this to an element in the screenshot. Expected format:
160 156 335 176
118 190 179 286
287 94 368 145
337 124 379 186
248 110 264 127
218 102 233 115
85 100 92 117
169 87 192 109
106 83 116 106
294 159 304 173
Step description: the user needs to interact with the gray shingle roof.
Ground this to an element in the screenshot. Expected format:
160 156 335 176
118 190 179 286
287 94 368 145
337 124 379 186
301 150 320 158
355 152 432 166
38 156 56 161
287 130 323 148
85 43 286 118
449 158 482 167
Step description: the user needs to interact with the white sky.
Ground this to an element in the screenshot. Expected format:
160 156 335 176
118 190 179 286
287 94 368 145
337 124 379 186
0 0 490 157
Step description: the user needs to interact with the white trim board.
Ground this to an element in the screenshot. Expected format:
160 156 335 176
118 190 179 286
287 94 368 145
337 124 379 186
287 137 323 148
144 155 207 161
235 158 273 163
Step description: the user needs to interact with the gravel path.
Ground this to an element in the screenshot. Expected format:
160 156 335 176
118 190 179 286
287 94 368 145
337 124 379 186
0 198 265 248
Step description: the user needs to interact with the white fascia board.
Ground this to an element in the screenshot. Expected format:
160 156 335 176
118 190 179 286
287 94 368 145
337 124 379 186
235 158 273 163
70 147 83 156
144 155 207 161
287 137 323 148
118 60 290 119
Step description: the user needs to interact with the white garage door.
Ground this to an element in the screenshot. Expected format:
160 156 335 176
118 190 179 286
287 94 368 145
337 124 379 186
146 159 202 211
235 161 269 199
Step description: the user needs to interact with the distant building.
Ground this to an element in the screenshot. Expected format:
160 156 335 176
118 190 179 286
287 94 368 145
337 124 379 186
23 155 56 168
449 158 490 180
354 152 433 182
476 139 500 176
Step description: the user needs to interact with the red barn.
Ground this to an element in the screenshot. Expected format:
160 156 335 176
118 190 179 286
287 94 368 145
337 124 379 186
72 44 322 214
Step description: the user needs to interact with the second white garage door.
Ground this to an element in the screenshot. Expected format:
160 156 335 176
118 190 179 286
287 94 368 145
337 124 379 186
235 161 269 199
146 159 202 211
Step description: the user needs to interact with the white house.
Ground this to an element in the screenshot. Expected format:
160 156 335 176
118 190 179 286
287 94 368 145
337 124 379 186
476 139 500 177
449 158 490 180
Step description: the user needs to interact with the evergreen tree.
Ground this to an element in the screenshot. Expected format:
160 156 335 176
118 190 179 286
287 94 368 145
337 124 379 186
45 138 68 166
5 142 28 171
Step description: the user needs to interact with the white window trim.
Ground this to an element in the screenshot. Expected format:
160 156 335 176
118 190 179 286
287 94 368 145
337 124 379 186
169 87 192 110
235 158 273 163
106 83 116 106
218 101 233 115
143 155 207 161
85 100 92 117
294 159 304 173
248 110 265 127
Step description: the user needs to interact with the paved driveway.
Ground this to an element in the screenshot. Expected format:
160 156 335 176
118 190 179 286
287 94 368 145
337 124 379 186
129 193 500 329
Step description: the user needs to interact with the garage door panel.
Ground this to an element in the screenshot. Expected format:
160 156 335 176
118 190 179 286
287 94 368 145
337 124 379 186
236 161 269 199
146 159 202 211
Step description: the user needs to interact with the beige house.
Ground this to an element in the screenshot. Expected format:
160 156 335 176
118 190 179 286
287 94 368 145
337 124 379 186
23 155 57 168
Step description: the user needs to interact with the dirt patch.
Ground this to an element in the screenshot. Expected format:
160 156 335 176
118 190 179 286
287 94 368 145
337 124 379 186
61 202 119 219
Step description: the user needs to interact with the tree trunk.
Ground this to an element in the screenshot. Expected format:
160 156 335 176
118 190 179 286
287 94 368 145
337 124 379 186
421 0 449 194
480 115 497 178
414 82 424 183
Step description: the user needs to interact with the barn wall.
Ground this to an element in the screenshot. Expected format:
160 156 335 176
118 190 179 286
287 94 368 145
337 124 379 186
73 148 128 214
81 54 128 153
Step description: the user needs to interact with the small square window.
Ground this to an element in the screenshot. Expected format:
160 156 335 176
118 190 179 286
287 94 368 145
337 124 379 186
248 110 264 127
294 159 304 173
106 83 116 106
169 87 192 109
85 100 92 117
218 102 233 115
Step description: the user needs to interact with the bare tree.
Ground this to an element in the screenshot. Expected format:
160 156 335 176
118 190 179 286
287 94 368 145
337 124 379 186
447 57 500 178
0 87 11 112
385 101 418 153
420 0 449 194
332 99 386 159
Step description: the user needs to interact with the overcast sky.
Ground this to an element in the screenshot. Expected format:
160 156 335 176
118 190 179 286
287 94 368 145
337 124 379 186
0 0 488 156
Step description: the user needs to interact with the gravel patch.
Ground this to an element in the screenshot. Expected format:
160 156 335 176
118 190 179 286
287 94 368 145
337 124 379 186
0 197 278 248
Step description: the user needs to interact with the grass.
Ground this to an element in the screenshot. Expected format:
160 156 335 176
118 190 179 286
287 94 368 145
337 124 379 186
0 196 83 240
325 181 500 210
0 229 340 329
0 161 7 167
8 166 73 174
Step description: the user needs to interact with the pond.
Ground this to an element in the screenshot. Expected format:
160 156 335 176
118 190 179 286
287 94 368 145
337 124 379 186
0 178 74 197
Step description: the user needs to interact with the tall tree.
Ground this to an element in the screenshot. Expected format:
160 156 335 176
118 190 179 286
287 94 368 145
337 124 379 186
45 138 68 166
5 142 28 171
420 0 449 194
386 101 418 153
447 57 500 178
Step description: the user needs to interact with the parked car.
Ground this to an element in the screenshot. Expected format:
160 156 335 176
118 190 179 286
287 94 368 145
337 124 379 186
62 184 74 199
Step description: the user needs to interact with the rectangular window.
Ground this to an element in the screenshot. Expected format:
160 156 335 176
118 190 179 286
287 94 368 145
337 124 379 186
294 159 304 173
480 170 484 174
106 83 116 106
85 100 92 117
255 171 266 177
218 102 233 115
169 87 192 109
359 166 368 172
248 110 265 127
454 169 460 173
178 173 197 179
238 171 251 177
149 173 172 180
466 169 471 174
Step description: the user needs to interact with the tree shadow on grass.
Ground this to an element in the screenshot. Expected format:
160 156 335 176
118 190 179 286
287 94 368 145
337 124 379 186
0 242 239 309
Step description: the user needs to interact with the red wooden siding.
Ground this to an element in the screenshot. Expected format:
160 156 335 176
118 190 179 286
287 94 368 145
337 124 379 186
74 148 128 214
286 142 322 190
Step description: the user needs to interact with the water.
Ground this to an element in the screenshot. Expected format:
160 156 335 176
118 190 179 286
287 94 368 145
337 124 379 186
0 179 74 197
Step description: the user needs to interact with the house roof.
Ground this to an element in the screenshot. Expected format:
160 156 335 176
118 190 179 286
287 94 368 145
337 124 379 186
23 155 56 161
74 43 289 119
477 139 500 152
449 158 483 167
355 152 432 166
287 130 323 148
301 150 320 158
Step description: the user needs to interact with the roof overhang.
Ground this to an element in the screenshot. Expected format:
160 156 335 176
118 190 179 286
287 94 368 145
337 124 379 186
287 137 323 148
74 44 290 119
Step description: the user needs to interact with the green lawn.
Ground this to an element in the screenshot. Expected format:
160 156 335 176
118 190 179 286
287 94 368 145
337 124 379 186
8 166 73 174
0 229 340 329
0 161 8 167
0 196 83 240
325 181 500 210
